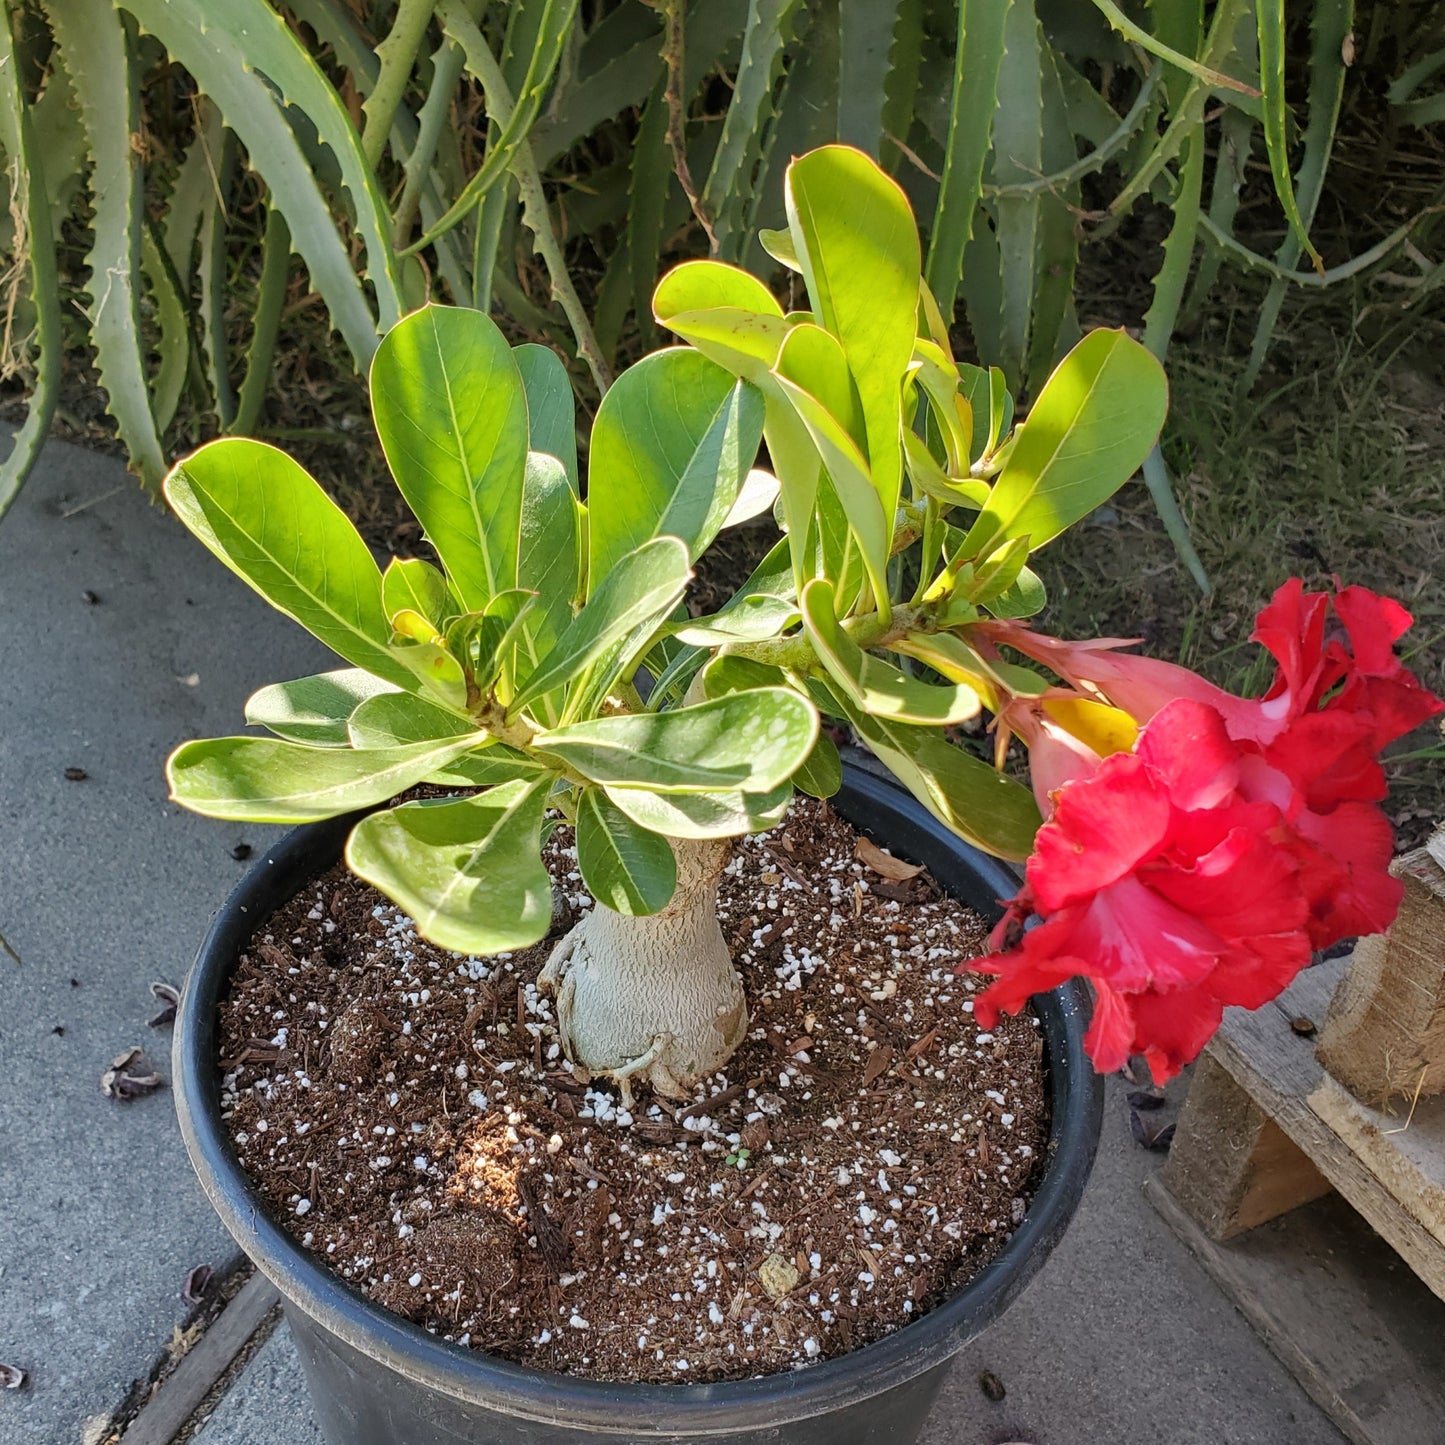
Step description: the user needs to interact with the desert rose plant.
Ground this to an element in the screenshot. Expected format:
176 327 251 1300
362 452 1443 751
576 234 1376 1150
166 145 1439 1100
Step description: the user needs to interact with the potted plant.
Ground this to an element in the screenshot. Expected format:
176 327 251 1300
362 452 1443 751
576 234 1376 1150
167 146 1438 1445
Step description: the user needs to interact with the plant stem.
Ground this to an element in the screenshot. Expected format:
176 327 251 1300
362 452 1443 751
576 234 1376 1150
655 0 718 254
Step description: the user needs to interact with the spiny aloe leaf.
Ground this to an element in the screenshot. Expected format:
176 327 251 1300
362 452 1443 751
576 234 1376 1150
0 17 63 520
122 0 389 365
43 0 165 491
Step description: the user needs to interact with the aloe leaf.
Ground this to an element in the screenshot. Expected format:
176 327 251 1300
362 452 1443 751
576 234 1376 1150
511 536 691 716
1254 0 1324 273
626 82 673 345
962 329 1167 559
926 0 1010 318
121 0 389 363
42 0 165 491
703 0 803 259
167 735 482 823
0 18 63 520
346 781 553 953
801 580 981 725
535 688 817 794
371 306 529 607
1241 0 1352 390
588 350 760 581
404 0 580 254
195 105 237 429
164 438 412 688
246 669 402 746
576 789 678 916
838 0 902 158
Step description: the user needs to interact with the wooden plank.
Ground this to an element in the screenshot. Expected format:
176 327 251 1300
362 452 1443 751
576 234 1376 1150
120 1272 280 1445
1207 957 1445 1301
1146 1176 1445 1445
1309 1076 1445 1238
1316 840 1445 1106
1161 1053 1330 1240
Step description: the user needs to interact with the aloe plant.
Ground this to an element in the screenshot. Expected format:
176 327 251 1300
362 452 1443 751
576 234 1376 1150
165 146 1166 1102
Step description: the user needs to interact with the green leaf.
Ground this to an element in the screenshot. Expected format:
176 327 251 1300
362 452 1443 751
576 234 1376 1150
925 0 1010 317
0 14 62 520
387 611 471 711
517 452 582 713
167 735 481 823
246 670 400 746
576 789 678 915
801 580 981 725
382 558 455 629
832 696 1040 859
511 536 691 715
44 0 164 491
961 329 1167 559
165 440 411 688
534 689 818 793
604 782 793 840
514 342 579 491
346 781 553 953
785 145 919 529
123 0 398 362
371 306 530 607
794 731 843 798
672 594 797 645
588 349 761 580
346 692 543 786
984 565 1047 619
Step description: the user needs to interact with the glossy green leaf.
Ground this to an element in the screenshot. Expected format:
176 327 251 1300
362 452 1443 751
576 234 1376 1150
387 611 470 711
653 259 785 321
605 781 794 840
514 342 579 491
510 536 690 715
794 731 843 798
517 450 582 680
534 688 817 793
801 580 981 725
697 654 789 700
576 788 678 915
382 558 454 629
984 565 1047 619
346 692 545 786
346 781 553 954
246 669 401 747
833 697 1040 859
164 440 411 689
588 349 760 580
962 329 1167 559
672 594 797 645
723 468 782 528
785 145 919 528
371 306 529 607
166 735 481 823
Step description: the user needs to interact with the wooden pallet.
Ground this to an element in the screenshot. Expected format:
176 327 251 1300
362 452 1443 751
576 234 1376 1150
1152 840 1445 1445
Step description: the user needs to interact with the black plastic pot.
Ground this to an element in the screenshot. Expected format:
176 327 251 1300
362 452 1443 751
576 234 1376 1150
175 764 1102 1445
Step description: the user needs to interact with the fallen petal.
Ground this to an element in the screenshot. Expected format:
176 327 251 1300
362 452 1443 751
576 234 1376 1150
0 1362 27 1389
181 1264 213 1305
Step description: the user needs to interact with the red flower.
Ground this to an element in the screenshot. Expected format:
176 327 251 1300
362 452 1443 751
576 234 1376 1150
971 582 1440 1083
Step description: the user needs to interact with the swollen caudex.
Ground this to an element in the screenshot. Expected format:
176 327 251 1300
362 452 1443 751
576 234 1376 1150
539 835 747 1103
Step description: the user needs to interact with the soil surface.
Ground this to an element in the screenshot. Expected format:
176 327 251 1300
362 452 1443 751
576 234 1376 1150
216 799 1048 1383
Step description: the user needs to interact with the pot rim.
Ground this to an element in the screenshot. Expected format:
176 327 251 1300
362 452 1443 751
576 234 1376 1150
174 763 1102 1434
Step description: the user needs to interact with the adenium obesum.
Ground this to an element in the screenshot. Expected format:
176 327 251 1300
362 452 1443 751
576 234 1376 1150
969 581 1442 1084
